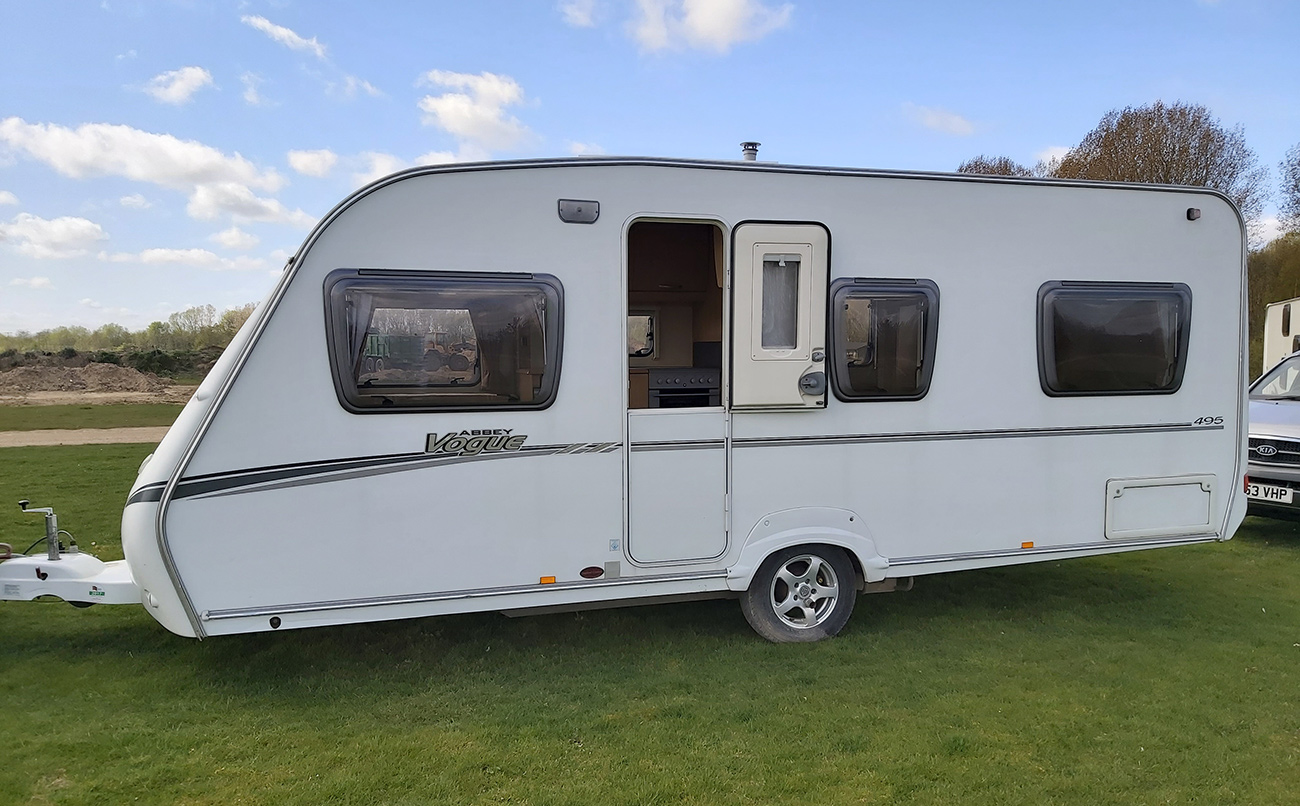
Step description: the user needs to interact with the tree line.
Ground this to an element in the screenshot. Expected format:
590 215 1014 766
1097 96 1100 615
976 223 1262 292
958 100 1300 372
0 303 256 354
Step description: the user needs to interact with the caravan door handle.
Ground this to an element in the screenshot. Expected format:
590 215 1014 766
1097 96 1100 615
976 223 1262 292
798 371 827 396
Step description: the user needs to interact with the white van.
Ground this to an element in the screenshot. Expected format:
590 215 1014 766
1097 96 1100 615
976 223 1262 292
1262 297 1300 374
0 157 1250 642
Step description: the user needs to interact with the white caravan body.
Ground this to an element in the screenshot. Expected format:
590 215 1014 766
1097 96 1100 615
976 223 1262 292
25 158 1253 639
1262 297 1300 374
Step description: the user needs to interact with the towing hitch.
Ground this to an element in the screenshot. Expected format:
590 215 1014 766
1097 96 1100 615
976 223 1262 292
0 500 140 607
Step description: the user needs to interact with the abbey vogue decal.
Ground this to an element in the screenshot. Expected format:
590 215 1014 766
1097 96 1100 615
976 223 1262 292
425 429 528 457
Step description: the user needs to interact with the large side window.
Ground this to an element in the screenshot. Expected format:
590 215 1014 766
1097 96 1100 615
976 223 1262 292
1037 281 1191 396
325 270 563 412
830 279 940 401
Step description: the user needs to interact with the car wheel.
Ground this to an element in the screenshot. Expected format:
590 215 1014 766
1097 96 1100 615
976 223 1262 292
739 545 857 643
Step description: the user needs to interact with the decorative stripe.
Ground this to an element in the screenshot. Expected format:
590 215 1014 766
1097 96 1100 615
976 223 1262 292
131 442 621 504
733 422 1220 450
201 569 728 621
630 439 726 452
128 422 1220 505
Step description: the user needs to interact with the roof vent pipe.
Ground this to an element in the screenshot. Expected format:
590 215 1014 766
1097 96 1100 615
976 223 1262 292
741 141 760 161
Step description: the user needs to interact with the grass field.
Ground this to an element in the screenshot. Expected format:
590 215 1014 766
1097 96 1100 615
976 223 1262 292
2 444 1299 804
0 403 184 432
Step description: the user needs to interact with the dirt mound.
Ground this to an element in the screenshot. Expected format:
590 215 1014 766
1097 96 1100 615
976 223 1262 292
0 364 169 393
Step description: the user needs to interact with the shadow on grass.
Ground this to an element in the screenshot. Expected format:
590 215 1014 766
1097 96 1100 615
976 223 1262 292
6 522 1295 701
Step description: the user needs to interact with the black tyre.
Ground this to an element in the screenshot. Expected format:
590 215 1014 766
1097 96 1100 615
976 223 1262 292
447 353 470 372
739 545 857 643
424 352 444 371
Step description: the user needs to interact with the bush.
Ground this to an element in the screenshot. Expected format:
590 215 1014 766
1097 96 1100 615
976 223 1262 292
89 351 121 366
124 349 180 376
59 346 78 359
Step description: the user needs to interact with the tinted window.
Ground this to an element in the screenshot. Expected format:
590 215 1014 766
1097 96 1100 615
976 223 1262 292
326 271 563 411
1038 282 1190 396
830 279 940 401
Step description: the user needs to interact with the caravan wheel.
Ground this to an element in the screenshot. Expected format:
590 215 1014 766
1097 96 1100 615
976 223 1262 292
740 546 856 643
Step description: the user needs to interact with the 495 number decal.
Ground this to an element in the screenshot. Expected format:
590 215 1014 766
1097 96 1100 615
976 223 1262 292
1193 416 1224 426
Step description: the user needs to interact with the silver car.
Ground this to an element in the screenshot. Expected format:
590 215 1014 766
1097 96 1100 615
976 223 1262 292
1248 354 1300 516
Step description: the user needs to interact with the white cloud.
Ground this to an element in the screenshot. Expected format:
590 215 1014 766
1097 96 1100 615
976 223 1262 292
210 226 260 251
10 276 53 289
186 182 316 228
120 193 151 209
144 66 214 105
1035 145 1070 165
631 0 792 53
115 49 136 62
560 0 599 26
0 118 283 192
0 118 300 225
288 148 338 177
0 213 107 258
1253 216 1285 249
353 152 409 187
98 247 266 272
78 298 135 318
413 150 457 166
903 103 975 136
335 75 383 99
416 70 533 157
0 190 17 205
240 15 326 60
241 72 270 106
567 141 606 156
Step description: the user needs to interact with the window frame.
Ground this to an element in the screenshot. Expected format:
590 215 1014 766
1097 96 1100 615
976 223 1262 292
323 268 564 414
828 278 941 403
1036 280 1192 398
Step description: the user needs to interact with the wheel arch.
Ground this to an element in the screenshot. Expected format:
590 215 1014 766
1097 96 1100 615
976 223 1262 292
726 506 888 592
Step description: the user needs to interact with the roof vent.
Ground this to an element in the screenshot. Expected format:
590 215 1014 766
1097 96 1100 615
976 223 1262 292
741 141 760 161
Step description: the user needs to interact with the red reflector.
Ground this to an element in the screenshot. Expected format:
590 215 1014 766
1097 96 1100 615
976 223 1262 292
1244 475 1250 493
580 566 604 579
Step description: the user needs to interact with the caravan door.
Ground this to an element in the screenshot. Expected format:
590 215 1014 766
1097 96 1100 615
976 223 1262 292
625 221 729 566
732 223 830 410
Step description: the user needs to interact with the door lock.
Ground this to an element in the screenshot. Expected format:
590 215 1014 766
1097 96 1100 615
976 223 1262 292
798 371 827 396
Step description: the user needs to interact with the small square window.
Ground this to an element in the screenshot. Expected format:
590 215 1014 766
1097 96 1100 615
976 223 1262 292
830 279 940 401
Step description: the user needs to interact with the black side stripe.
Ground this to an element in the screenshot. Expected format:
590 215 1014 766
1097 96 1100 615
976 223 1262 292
127 442 620 505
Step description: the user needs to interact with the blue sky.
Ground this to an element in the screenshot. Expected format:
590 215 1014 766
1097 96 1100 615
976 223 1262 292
1 0 1297 334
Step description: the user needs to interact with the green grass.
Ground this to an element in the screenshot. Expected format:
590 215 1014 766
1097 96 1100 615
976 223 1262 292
2 444 1299 804
0 403 183 432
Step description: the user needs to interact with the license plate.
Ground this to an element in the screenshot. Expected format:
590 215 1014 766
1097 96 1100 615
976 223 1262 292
1247 483 1293 503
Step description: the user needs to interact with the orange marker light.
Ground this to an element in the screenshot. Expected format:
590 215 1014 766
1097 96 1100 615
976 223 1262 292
1021 542 1034 549
540 576 556 584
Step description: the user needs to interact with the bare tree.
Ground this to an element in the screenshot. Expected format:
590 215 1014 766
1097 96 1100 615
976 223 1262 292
1052 101 1268 225
956 155 1033 177
1281 142 1300 234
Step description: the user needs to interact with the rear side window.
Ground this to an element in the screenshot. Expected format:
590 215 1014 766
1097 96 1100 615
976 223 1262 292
1037 281 1191 396
325 270 563 412
830 279 940 401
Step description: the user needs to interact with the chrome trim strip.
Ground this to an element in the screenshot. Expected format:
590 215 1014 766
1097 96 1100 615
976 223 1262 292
734 422 1221 449
201 569 728 621
890 533 1219 567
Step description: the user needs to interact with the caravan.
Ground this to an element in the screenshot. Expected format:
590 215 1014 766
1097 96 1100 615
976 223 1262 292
0 156 1249 642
